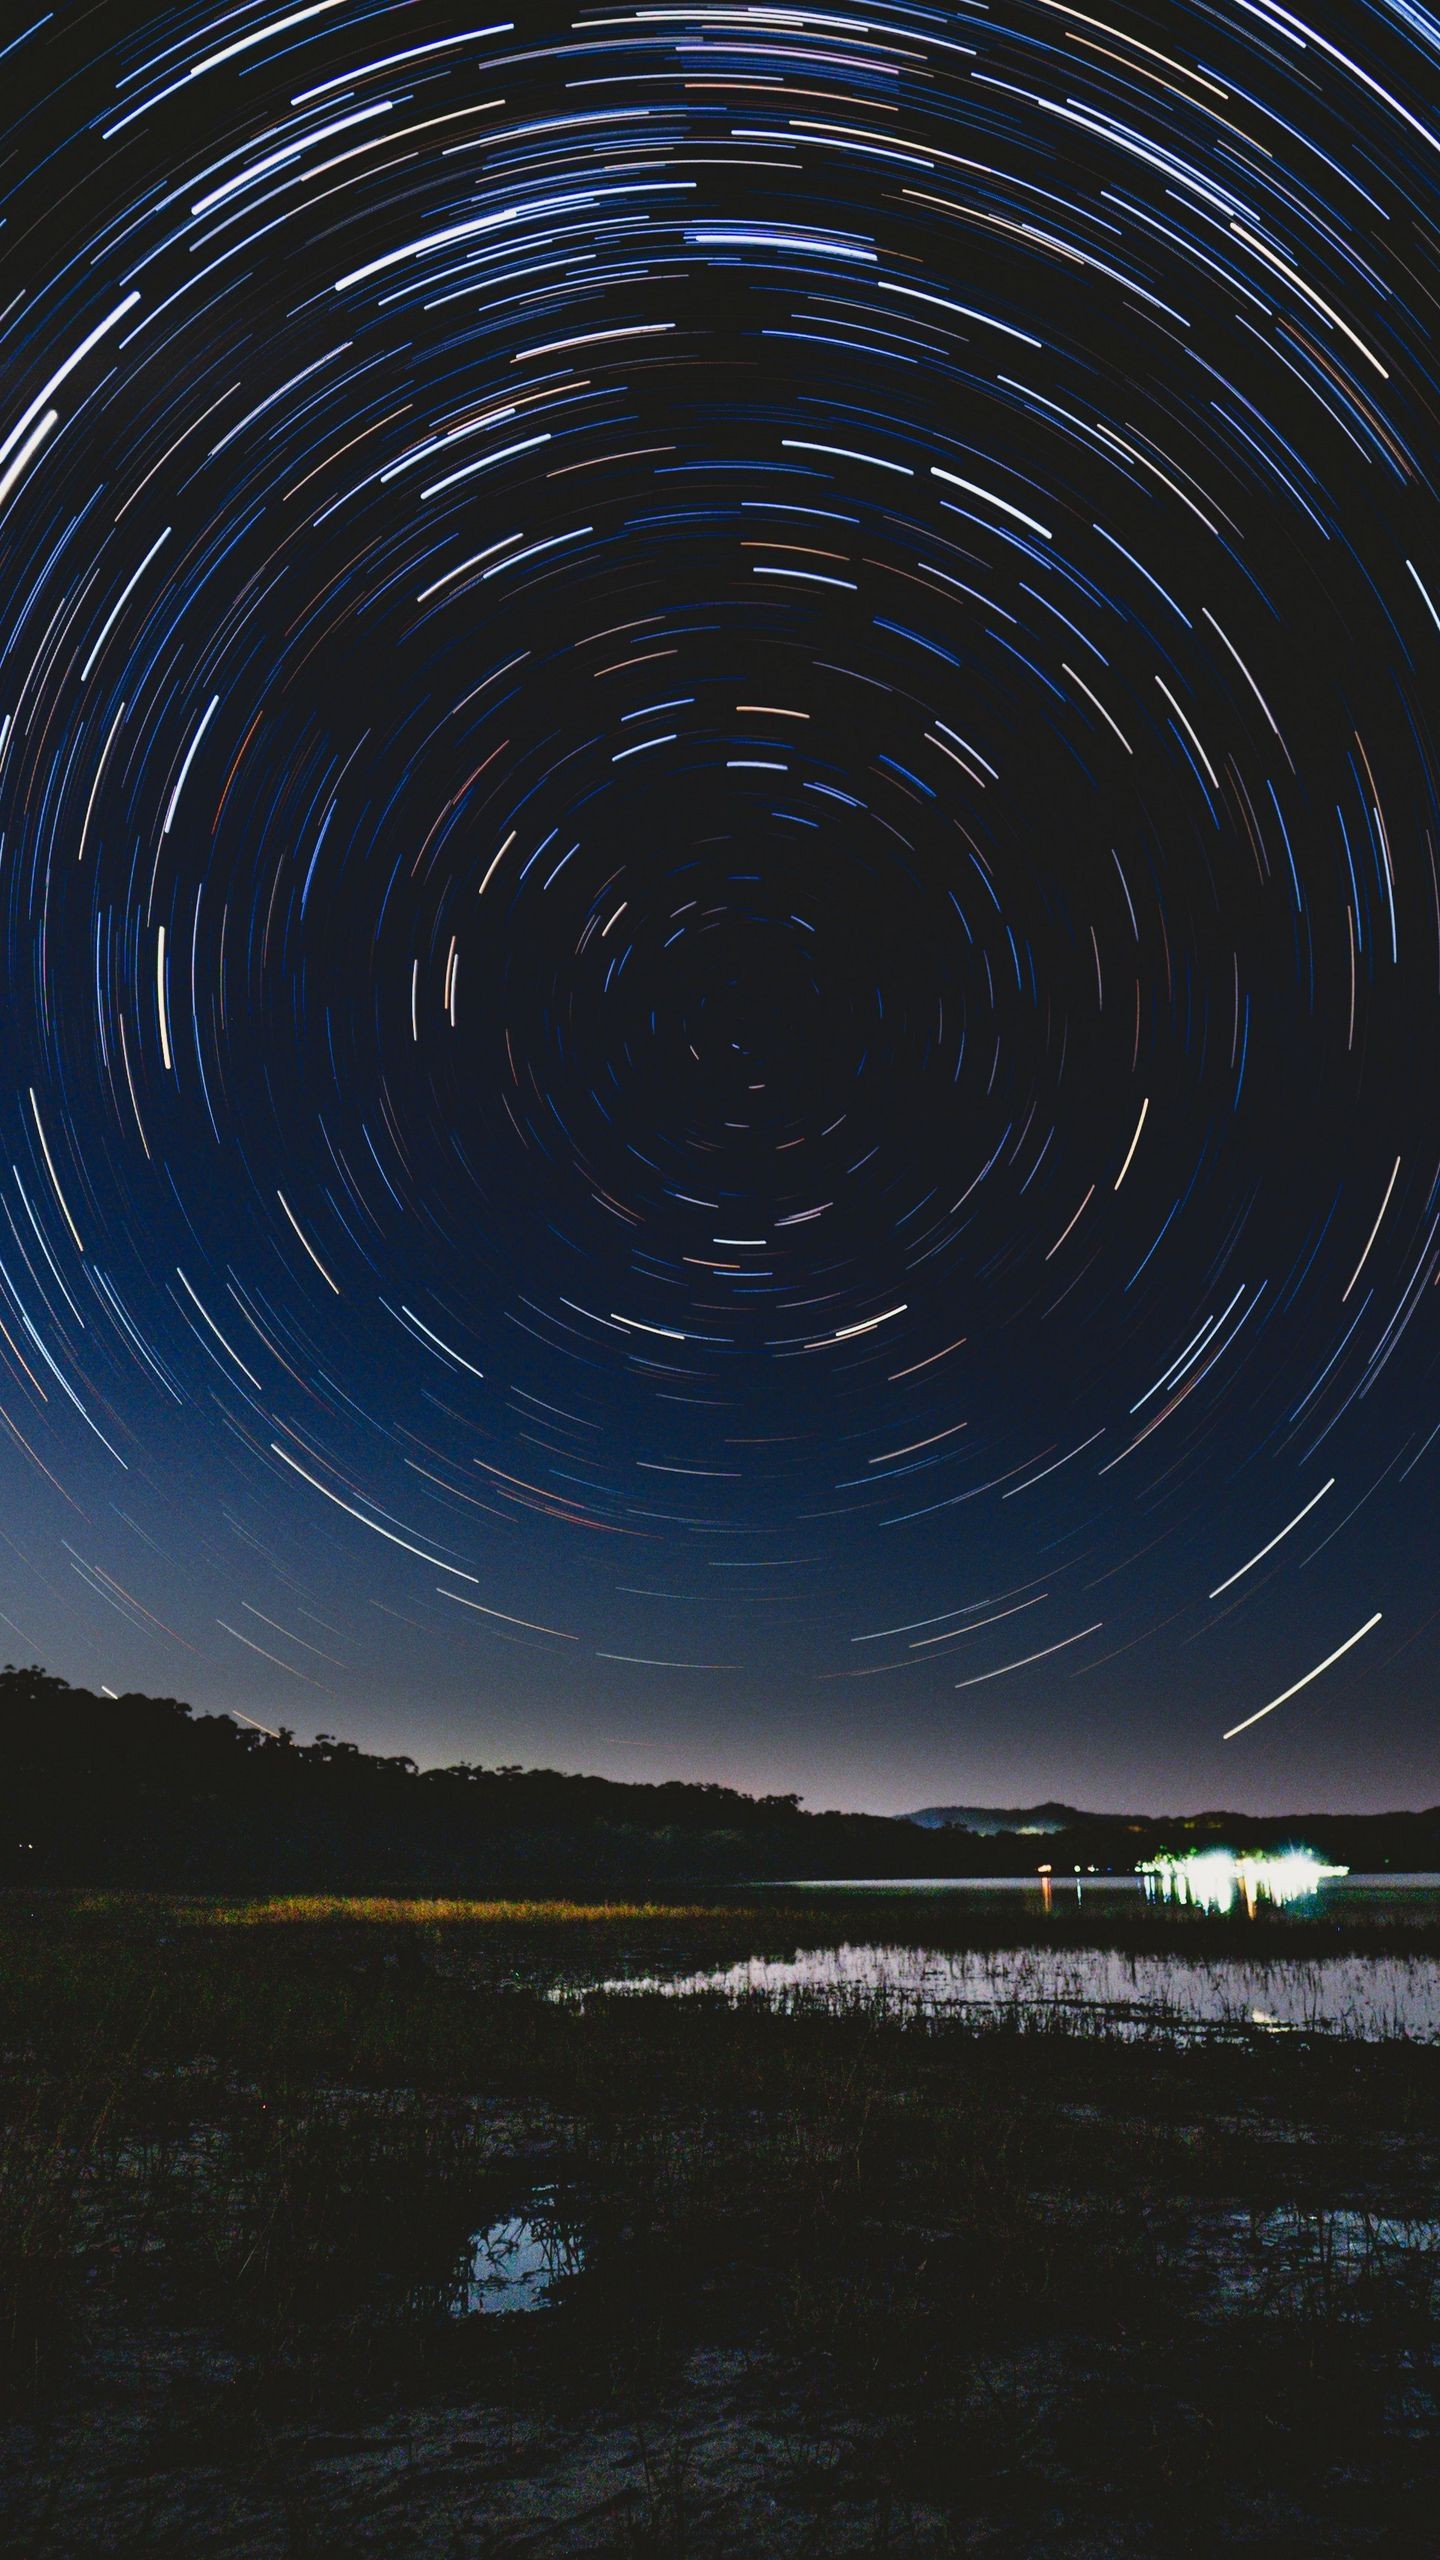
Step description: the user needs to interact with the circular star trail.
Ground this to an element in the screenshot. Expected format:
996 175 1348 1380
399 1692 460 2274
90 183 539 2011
2 0 1439 1803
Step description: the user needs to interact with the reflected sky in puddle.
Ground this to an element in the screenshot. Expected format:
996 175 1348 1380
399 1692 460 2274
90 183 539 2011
448 2189 584 2316
1274 2209 1440 2255
1214 2201 1434 2304
584 1942 1440 2041
1204 2205 1440 2317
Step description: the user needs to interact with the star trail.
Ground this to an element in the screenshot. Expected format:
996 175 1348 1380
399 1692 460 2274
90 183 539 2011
1 0 1438 1810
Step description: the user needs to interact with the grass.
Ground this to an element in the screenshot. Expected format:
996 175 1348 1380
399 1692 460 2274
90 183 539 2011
2 1891 1439 2554
205 1896 729 1927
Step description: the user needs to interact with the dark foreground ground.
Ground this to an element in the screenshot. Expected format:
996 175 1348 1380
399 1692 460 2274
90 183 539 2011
3 1894 1439 2557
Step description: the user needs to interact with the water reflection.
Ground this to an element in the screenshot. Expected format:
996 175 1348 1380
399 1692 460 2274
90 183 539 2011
1139 1850 1348 1914
585 1942 1440 2042
448 2189 584 2316
1211 2205 1440 2316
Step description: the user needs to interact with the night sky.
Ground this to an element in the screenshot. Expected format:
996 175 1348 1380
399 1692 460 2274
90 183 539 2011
1 0 1438 1814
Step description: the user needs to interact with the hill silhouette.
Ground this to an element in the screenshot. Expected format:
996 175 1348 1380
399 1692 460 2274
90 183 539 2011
908 1802 1080 1834
5 1666 1440 1889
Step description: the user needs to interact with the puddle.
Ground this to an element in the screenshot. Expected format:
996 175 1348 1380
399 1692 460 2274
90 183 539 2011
448 2188 585 2316
1197 2205 1440 2317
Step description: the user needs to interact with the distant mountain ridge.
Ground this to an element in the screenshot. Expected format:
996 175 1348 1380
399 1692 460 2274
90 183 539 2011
907 1802 1085 1835
905 1799 1440 1868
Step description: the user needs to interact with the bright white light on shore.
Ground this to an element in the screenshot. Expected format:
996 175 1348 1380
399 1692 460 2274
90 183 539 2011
1138 1850 1348 1913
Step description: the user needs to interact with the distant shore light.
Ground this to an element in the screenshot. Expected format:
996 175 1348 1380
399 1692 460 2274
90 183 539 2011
1137 1849 1348 1913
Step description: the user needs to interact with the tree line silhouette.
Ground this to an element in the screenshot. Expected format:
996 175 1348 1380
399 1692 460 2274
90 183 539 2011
4 1665 1438 1890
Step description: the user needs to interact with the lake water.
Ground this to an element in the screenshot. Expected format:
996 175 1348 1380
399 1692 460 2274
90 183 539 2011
759 1873 1440 1911
585 1940 1440 2040
578 1876 1440 2042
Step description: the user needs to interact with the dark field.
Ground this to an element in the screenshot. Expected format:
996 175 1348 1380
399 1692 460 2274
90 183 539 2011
3 1893 1440 2557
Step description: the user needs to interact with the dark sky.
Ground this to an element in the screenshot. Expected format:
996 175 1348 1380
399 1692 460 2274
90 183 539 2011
0 0 1437 1814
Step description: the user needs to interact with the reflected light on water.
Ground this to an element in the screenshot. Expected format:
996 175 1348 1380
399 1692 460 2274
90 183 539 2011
1139 1850 1348 1914
448 2192 584 2317
578 1938 1437 2040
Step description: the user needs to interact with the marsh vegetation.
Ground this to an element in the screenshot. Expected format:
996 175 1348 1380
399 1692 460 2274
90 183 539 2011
3 1891 1439 2555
